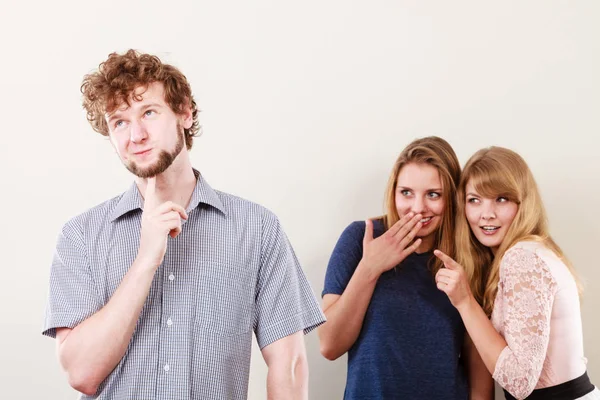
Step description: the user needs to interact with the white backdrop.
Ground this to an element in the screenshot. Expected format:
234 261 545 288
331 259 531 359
1 1 598 398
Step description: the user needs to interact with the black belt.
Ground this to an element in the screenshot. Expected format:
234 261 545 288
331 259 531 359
503 371 594 400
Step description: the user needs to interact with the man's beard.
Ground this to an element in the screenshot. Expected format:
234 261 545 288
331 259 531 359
126 124 185 178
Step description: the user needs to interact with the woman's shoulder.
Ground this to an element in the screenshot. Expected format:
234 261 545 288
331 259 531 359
501 241 548 266
499 241 560 289
507 241 576 288
504 240 563 267
504 240 542 254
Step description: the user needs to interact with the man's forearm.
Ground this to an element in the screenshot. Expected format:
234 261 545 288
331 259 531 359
58 258 157 394
266 354 308 400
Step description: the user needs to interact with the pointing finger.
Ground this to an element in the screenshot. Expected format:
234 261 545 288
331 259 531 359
433 249 461 270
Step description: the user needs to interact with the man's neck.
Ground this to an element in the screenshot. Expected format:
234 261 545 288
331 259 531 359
137 160 197 210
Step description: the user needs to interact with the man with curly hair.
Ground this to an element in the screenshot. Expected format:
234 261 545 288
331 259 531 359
42 49 325 400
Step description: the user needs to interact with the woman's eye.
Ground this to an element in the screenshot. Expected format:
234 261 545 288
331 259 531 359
497 197 509 203
467 197 479 204
428 192 441 199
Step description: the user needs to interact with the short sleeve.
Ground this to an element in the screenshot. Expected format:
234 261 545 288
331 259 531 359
322 221 367 296
492 246 558 399
253 211 325 349
42 219 102 338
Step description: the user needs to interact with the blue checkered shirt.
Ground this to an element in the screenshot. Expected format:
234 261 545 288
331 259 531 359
43 170 325 399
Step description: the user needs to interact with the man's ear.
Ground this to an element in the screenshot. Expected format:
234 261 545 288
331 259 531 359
181 99 194 130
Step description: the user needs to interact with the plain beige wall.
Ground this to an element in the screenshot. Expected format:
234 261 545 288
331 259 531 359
1 1 598 399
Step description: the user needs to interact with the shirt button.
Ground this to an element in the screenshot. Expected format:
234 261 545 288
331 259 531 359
167 318 173 326
164 364 170 372
168 274 175 281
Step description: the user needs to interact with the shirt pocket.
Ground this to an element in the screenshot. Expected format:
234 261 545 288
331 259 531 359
194 261 256 336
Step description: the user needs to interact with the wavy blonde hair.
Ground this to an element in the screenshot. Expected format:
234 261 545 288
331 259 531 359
381 136 461 275
456 147 581 316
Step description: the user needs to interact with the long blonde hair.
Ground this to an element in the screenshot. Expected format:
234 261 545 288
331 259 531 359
381 136 461 275
456 147 581 316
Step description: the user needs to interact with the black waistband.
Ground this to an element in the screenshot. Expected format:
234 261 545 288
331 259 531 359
503 371 594 400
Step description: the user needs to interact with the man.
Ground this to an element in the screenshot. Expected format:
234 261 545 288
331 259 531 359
42 50 325 399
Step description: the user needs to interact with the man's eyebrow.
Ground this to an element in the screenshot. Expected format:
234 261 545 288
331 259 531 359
139 103 164 111
106 112 121 123
106 103 164 123
106 106 127 123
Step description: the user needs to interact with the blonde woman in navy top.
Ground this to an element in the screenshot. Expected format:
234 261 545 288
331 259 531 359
319 136 492 399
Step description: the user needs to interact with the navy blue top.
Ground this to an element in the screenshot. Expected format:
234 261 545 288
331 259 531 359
323 220 468 400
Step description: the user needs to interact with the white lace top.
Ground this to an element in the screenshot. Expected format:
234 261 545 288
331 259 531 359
491 241 587 400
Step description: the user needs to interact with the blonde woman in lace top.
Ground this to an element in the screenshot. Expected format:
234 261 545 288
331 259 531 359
432 146 598 400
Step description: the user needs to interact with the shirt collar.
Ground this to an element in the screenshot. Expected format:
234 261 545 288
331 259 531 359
109 168 226 222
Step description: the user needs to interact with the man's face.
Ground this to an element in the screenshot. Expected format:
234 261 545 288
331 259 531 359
105 82 191 178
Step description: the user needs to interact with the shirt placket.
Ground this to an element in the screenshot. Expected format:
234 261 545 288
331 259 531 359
156 239 177 399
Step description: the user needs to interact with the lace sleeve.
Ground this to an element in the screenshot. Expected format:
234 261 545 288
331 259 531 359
492 246 558 400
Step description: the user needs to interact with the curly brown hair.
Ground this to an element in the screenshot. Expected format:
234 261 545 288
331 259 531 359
81 49 200 149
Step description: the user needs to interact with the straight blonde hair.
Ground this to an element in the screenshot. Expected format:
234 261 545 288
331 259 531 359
456 147 582 316
381 136 461 275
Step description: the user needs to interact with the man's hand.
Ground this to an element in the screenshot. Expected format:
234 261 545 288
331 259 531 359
137 177 188 268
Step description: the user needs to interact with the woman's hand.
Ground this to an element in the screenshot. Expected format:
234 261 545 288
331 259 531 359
361 212 423 278
434 249 474 311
